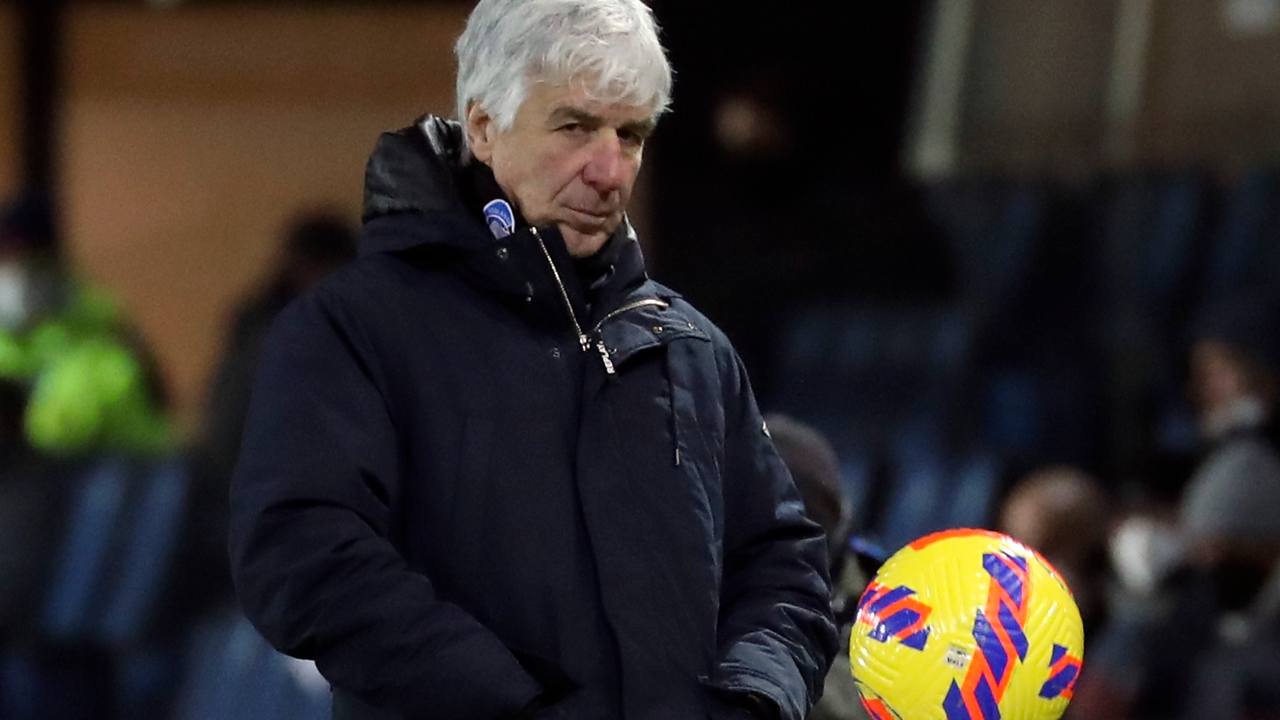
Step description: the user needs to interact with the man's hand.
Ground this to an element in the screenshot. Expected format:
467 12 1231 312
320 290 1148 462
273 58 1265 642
708 689 781 720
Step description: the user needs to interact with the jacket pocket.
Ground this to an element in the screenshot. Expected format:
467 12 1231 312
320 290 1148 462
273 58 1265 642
508 646 578 703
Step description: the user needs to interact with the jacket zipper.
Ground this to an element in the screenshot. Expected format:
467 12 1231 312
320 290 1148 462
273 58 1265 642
530 227 671 376
531 227 591 352
591 298 670 375
530 230 682 466
591 298 670 334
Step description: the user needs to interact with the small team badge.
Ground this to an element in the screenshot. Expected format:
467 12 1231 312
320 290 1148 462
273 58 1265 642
483 199 515 239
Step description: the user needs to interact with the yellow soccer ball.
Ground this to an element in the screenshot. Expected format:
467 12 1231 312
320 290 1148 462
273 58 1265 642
850 529 1084 720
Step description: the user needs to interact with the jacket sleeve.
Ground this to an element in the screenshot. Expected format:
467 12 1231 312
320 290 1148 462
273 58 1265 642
228 293 544 719
712 350 839 720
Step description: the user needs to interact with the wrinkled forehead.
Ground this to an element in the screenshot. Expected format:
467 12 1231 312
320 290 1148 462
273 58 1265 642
519 75 660 127
527 70 664 124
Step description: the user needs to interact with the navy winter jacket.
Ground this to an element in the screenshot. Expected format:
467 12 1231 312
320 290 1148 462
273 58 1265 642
228 117 837 720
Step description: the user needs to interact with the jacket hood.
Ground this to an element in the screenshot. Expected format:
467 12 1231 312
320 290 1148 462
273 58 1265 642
360 116 485 255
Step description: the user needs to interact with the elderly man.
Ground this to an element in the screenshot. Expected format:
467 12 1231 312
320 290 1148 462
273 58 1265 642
228 1 837 719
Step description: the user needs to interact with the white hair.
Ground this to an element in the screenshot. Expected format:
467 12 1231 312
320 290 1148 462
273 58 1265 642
454 0 673 136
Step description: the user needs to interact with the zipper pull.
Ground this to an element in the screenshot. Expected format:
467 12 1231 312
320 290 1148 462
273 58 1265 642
595 339 616 375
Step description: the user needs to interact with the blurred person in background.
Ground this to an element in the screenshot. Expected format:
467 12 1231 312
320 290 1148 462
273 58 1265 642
763 414 868 720
228 1 837 719
1182 291 1280 627
0 192 171 458
1098 431 1280 719
1172 423 1280 718
998 466 1112 636
1072 294 1280 720
0 195 61 646
181 212 356 616
1157 295 1280 717
997 466 1115 720
0 191 176 719
196 211 357 494
1188 293 1279 453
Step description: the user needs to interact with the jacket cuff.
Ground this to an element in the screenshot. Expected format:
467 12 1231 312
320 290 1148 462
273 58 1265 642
707 662 794 720
704 677 784 720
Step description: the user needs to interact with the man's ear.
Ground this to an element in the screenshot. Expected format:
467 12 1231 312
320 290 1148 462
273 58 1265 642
466 102 496 164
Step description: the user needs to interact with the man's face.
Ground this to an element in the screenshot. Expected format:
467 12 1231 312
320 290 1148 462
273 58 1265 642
466 79 655 258
1190 339 1250 415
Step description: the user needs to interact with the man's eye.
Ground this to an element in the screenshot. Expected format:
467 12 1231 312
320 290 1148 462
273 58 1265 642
558 123 586 134
619 130 645 147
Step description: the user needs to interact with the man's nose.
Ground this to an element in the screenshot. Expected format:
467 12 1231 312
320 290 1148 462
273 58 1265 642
581 132 628 193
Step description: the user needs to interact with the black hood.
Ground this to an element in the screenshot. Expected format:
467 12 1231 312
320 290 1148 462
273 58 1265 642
360 116 487 255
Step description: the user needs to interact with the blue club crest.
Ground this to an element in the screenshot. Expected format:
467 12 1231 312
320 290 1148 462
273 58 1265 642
483 199 515 239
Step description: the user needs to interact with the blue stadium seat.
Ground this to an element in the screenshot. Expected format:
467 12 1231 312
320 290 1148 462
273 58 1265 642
773 303 983 551
41 459 130 641
1096 171 1206 320
873 427 948 552
98 458 189 644
40 457 191 647
773 304 974 451
941 452 1002 530
839 452 875 534
1200 168 1280 306
923 180 1045 316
